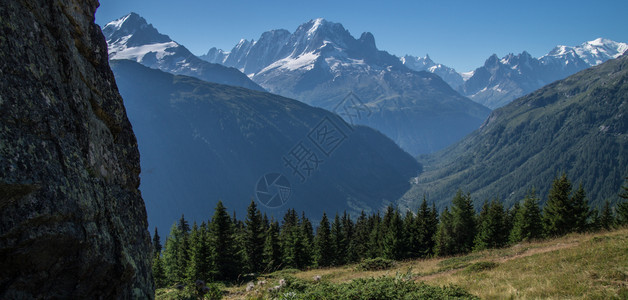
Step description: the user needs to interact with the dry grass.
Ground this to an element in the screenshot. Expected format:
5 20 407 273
220 228 628 299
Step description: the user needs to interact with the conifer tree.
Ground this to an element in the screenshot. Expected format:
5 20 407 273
210 201 238 280
153 227 162 257
382 209 405 260
300 212 315 267
163 223 183 284
404 210 418 258
543 173 574 236
572 184 590 232
509 190 543 243
450 190 476 254
474 199 507 251
244 200 264 273
434 207 455 256
341 212 355 263
600 200 614 230
262 219 282 271
152 255 166 288
186 222 212 283
366 214 382 258
314 213 333 267
330 213 346 265
350 211 369 261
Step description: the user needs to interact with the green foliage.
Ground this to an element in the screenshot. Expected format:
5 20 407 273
314 213 333 267
244 200 265 273
434 208 455 256
330 213 346 265
356 257 397 271
450 190 477 254
474 199 507 251
510 190 543 243
152 255 167 288
544 174 591 236
153 227 162 256
263 219 282 271
210 201 238 280
274 276 478 299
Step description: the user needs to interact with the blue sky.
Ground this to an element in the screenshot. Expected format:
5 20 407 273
95 0 628 72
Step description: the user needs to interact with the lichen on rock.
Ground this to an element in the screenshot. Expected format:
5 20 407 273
0 0 153 298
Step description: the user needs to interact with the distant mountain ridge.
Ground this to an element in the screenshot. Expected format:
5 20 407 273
200 18 491 155
399 53 628 212
103 13 264 91
110 59 421 238
402 38 628 109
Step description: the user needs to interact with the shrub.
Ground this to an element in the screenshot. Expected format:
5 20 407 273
356 257 396 271
464 261 498 273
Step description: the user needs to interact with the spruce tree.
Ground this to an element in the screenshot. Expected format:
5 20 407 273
543 173 574 236
262 219 282 271
152 255 167 288
366 214 382 258
404 210 418 258
186 222 211 283
300 212 315 267
572 184 590 232
330 213 346 265
382 209 405 260
600 200 614 230
434 207 455 256
450 190 476 254
349 211 369 261
314 213 333 267
244 200 264 273
474 199 507 251
509 190 543 243
153 227 162 257
162 223 183 284
210 201 238 280
341 212 355 263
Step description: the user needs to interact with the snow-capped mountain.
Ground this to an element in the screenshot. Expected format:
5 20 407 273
401 54 464 89
201 18 490 155
460 38 628 109
103 13 263 91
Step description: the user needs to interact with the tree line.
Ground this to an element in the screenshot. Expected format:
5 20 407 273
152 174 628 287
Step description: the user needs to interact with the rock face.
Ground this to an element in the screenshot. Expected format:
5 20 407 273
0 0 153 298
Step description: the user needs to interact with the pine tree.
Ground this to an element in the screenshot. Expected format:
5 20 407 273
434 207 455 256
572 184 590 232
153 227 162 257
330 213 346 265
162 223 183 284
349 211 369 261
450 190 477 254
243 200 264 273
543 173 574 236
314 213 333 267
262 219 281 272
404 210 418 258
300 212 315 267
366 214 382 258
152 255 167 288
186 222 212 283
509 190 543 243
382 209 405 260
210 201 238 280
474 199 507 251
600 200 615 230
341 212 355 263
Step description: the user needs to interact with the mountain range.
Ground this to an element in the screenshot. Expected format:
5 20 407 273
110 59 420 237
398 53 628 211
103 13 264 91
197 18 491 155
402 38 628 109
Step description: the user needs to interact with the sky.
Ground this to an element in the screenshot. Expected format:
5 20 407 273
95 0 628 72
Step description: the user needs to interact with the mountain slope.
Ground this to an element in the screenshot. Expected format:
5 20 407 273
399 54 628 211
461 38 628 109
201 19 491 155
110 59 420 237
103 13 263 91
401 54 464 89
